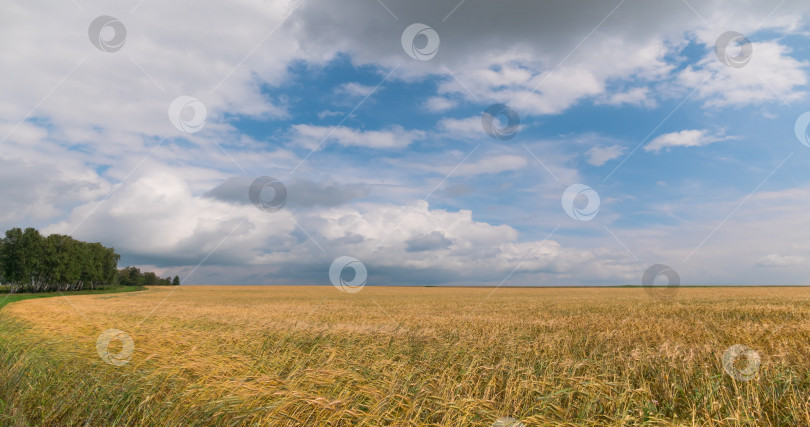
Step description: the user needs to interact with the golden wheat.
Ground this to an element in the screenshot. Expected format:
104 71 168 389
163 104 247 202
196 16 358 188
0 286 808 426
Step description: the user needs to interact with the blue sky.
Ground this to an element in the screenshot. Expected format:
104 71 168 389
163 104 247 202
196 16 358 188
2 0 810 287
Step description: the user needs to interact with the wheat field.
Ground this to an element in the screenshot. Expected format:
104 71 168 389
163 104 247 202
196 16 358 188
0 286 808 426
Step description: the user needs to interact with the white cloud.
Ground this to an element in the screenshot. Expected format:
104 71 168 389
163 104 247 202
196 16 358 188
645 129 731 153
585 144 625 166
290 124 425 149
336 82 377 97
603 183 810 285
424 96 457 113
0 0 300 147
597 87 657 108
45 168 296 267
433 154 528 177
317 110 342 119
757 254 806 267
43 169 639 284
677 40 808 108
0 154 109 222
1 0 806 156
436 116 485 140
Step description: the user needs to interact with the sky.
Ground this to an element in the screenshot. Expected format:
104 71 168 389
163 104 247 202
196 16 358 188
2 0 810 287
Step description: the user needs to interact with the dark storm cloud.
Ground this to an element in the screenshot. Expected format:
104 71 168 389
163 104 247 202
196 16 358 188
291 0 737 69
406 231 452 252
203 177 369 209
203 176 254 205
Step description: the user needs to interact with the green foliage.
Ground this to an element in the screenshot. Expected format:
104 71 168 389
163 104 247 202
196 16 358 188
0 228 120 293
0 227 176 293
117 266 174 286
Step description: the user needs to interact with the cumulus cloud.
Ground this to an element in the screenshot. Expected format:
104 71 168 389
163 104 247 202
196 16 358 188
0 155 109 223
585 144 625 166
677 40 808 108
437 116 485 140
2 0 806 152
424 97 457 113
43 169 641 284
405 231 453 252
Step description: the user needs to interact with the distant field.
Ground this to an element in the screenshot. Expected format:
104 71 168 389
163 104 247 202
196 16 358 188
0 286 808 425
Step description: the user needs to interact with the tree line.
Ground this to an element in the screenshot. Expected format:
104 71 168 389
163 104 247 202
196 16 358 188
0 227 178 293
118 266 179 287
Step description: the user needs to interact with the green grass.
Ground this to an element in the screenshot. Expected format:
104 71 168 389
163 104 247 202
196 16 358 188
0 285 145 424
0 285 144 310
